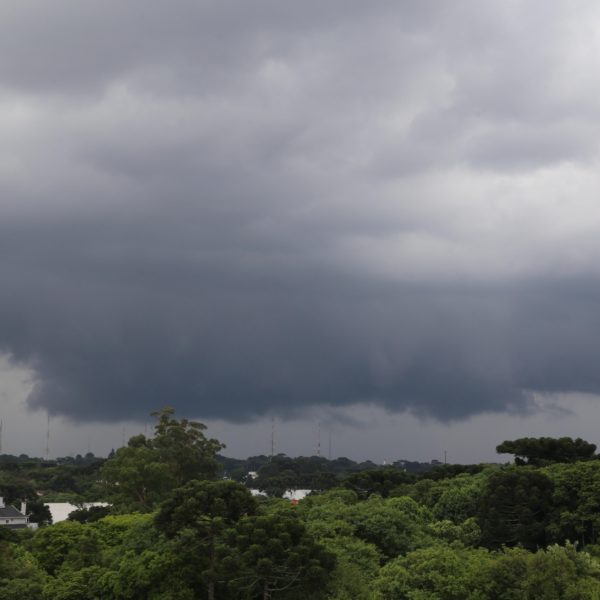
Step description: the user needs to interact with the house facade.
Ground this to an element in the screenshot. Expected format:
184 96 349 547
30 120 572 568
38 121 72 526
0 497 29 529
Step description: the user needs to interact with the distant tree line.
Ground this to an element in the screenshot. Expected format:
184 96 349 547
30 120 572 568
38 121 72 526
2 417 600 598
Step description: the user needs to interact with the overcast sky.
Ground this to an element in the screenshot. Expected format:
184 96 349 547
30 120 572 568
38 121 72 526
2 1 600 462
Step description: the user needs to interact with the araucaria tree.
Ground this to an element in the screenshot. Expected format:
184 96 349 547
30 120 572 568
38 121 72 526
156 479 258 600
496 437 596 466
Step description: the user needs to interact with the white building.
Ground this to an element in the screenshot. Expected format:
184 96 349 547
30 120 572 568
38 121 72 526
44 502 109 524
283 489 312 502
0 497 29 529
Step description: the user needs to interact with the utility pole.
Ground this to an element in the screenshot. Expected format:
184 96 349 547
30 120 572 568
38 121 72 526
0 419 3 454
270 416 275 460
328 429 332 460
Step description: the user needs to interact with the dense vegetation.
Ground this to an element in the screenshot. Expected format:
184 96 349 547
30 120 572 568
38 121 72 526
2 414 600 598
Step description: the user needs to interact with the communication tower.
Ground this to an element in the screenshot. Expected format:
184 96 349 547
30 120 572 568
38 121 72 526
45 414 50 460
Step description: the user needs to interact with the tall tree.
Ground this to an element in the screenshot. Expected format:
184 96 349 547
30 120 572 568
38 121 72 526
230 513 335 600
151 407 224 484
477 467 553 550
101 407 224 512
496 437 596 466
155 480 257 600
544 461 600 546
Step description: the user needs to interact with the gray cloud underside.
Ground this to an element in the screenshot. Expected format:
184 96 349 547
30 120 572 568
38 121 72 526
2 1 600 422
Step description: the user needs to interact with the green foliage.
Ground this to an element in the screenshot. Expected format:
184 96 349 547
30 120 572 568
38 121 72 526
92 513 155 549
101 407 224 512
100 435 174 512
421 463 487 481
477 467 553 550
6 435 600 598
374 544 494 600
522 544 600 599
95 513 189 599
299 489 380 599
230 512 336 599
154 480 334 599
299 488 358 537
430 518 481 547
252 455 341 497
301 489 436 561
220 453 396 491
28 521 101 576
151 407 224 484
0 472 37 504
343 469 414 499
497 437 596 466
374 543 600 600
99 545 185 600
320 536 381 599
431 474 486 524
479 544 600 600
0 543 46 600
28 500 53 525
0 453 106 506
155 479 257 537
544 461 600 546
42 565 106 600
348 496 434 559
67 505 111 523
155 480 258 598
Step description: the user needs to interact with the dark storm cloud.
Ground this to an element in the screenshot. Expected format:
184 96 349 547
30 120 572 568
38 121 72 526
2 1 600 423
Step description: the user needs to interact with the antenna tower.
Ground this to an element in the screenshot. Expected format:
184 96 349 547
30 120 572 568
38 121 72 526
270 416 275 460
328 429 332 460
45 414 50 460
0 419 3 454
317 421 321 457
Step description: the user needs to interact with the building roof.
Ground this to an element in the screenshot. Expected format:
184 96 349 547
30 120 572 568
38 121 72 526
0 505 25 519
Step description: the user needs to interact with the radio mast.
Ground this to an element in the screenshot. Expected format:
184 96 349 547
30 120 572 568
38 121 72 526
45 414 50 460
317 421 321 457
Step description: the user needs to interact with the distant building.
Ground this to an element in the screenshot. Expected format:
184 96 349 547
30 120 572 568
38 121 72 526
45 502 109 524
0 497 29 529
283 489 312 502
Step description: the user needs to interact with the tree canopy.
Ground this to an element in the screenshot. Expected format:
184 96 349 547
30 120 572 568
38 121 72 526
5 431 600 597
496 437 596 466
100 407 224 512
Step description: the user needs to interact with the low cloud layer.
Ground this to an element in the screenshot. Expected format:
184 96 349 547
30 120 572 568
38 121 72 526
2 1 600 422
